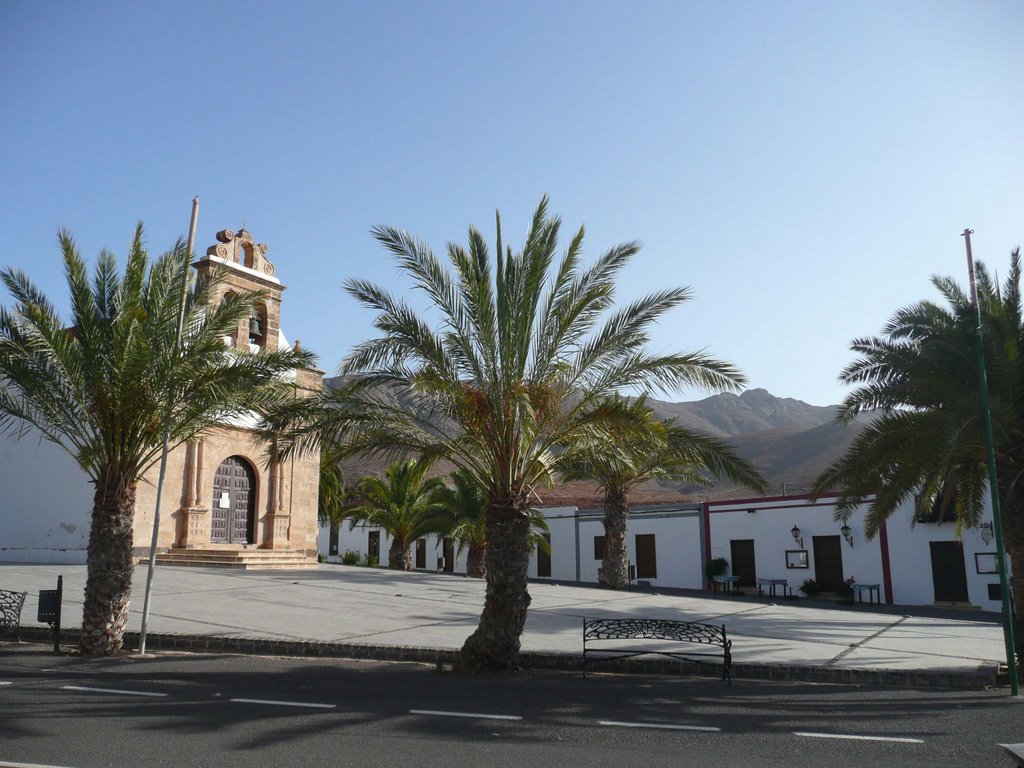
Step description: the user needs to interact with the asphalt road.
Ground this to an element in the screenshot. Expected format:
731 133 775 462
0 645 1020 768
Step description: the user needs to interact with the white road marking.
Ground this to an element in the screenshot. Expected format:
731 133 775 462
410 709 522 721
230 698 336 709
794 731 924 744
0 761 83 768
0 681 12 686
61 685 168 698
600 720 720 732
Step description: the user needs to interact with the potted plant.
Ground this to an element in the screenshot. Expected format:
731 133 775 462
836 577 855 603
799 578 822 597
705 557 729 580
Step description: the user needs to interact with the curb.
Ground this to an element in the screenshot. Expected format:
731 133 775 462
13 626 998 690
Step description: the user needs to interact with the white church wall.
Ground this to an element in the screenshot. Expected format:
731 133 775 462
0 430 92 563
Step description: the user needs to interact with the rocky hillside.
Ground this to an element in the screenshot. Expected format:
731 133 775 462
645 389 838 437
325 379 866 505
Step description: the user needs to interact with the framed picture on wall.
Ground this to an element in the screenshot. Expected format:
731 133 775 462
785 549 809 569
975 552 999 574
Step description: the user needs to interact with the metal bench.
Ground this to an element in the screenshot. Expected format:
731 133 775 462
582 617 732 683
0 590 27 642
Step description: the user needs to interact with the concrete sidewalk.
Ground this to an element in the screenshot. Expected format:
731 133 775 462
0 563 1008 687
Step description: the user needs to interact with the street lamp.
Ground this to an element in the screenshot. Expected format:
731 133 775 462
979 521 994 546
840 523 854 548
791 525 804 549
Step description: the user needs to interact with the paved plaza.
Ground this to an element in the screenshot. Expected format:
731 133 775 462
0 563 1008 685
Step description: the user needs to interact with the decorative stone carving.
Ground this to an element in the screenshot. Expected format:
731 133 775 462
267 513 291 550
182 507 210 548
205 227 275 276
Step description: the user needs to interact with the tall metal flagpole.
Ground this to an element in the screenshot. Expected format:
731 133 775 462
139 196 199 655
961 228 1019 695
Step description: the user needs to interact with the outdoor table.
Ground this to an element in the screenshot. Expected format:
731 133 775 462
757 578 791 599
851 583 881 604
712 575 740 594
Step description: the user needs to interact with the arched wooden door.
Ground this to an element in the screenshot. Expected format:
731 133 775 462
210 456 256 544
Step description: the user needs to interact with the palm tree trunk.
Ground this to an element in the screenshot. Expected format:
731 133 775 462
458 496 531 671
81 477 137 656
601 489 630 589
999 484 1024 617
388 535 412 570
466 542 486 578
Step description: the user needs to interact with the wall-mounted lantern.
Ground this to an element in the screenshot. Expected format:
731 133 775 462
841 523 854 548
979 521 994 546
791 525 804 549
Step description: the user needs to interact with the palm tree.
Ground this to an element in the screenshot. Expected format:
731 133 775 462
813 248 1024 615
264 197 748 670
426 468 551 578
347 459 447 570
318 445 352 528
0 225 312 655
563 397 766 589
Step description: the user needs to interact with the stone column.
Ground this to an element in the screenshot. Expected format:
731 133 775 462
183 439 210 548
266 459 291 550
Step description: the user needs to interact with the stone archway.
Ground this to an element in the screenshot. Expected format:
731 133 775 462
210 456 256 544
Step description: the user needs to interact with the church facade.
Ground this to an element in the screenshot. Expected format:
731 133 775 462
0 226 323 566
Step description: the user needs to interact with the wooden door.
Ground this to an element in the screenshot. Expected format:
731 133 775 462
813 536 844 590
537 533 552 577
635 534 657 579
367 530 380 562
443 538 455 572
329 524 339 556
211 456 254 545
930 541 969 602
730 539 756 587
415 539 426 569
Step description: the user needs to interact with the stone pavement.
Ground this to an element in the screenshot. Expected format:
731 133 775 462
0 563 1009 687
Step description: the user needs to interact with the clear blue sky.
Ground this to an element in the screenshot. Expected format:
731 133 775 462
2 1 1021 406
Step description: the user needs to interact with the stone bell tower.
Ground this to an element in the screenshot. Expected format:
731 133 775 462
133 224 324 568
196 227 283 351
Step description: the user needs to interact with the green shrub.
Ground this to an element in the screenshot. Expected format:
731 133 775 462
799 578 822 596
317 553 326 563
341 550 362 566
836 577 855 601
704 557 729 579
362 553 380 568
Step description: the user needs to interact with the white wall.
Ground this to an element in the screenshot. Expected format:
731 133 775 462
539 505 703 589
529 507 576 581
326 523 469 573
707 495 1009 611
316 494 1010 612
707 497 883 596
0 430 92 563
884 500 1004 612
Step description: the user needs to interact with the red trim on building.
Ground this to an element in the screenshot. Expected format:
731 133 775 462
704 492 841 508
702 502 712 590
879 519 894 605
706 499 840 514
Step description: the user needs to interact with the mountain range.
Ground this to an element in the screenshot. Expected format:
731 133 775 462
325 378 867 506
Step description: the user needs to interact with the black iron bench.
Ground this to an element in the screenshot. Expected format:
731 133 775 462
0 590 27 642
582 618 732 683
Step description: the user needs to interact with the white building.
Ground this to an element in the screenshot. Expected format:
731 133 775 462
320 493 1008 612
705 494 1004 611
